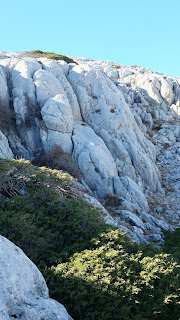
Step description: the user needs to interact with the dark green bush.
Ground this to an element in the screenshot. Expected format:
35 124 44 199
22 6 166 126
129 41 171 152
52 230 180 320
0 159 179 320
163 228 180 263
0 186 108 268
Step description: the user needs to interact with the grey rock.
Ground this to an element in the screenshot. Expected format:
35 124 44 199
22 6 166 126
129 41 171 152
0 235 72 320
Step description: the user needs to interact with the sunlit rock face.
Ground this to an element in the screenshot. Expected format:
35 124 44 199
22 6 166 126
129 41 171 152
0 52 179 244
0 235 73 320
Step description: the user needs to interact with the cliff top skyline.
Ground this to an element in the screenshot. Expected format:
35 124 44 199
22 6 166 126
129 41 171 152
1 0 180 77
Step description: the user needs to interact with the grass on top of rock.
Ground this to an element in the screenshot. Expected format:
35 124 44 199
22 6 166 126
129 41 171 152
23 50 77 64
0 158 179 320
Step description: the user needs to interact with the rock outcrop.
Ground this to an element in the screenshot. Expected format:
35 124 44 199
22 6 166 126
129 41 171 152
0 51 179 244
0 235 72 320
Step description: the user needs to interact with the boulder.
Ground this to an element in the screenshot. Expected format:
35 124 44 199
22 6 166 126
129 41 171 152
33 69 65 107
40 94 73 153
34 61 81 120
0 235 72 320
72 121 117 198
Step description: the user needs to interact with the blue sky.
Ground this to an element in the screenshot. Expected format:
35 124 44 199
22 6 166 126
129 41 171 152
1 0 179 77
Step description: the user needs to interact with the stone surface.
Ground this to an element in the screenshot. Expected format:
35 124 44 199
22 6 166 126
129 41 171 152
0 52 180 245
0 235 72 320
0 130 14 159
68 64 162 196
40 94 73 153
72 121 117 197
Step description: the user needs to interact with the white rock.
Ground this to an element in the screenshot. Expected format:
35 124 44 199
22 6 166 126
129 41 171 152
0 130 14 159
171 104 180 117
40 94 73 153
135 75 163 104
116 210 145 229
57 60 70 77
120 68 134 78
72 121 117 197
160 78 174 105
68 65 162 194
114 176 149 211
0 235 72 320
10 58 42 155
0 66 9 108
33 69 65 107
40 128 72 154
37 58 81 120
11 58 41 118
41 94 73 132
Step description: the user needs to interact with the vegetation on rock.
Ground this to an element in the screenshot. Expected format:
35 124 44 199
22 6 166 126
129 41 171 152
32 145 81 179
23 50 77 64
0 158 179 320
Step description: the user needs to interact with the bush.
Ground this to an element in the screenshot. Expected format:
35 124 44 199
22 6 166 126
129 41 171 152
163 228 180 263
24 50 77 64
0 184 110 268
0 159 179 320
52 231 180 320
32 146 81 179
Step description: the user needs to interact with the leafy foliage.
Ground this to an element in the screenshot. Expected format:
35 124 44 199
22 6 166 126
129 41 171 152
53 231 180 320
0 159 179 320
0 187 108 268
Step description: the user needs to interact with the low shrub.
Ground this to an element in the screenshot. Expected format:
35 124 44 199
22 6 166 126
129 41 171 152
24 50 77 64
52 231 180 320
0 185 108 268
32 146 81 179
0 159 179 320
163 228 180 263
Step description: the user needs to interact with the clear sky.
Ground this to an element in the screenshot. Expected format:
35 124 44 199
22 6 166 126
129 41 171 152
1 0 179 77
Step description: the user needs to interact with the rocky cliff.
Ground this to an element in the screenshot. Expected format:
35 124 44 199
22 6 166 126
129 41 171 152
0 51 179 245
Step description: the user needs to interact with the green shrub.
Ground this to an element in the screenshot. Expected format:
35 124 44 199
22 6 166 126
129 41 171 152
52 230 180 320
163 228 180 263
0 187 108 268
24 50 77 64
0 159 179 320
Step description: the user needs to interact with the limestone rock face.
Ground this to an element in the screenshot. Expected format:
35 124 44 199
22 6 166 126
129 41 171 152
0 65 9 108
72 121 117 197
0 52 180 244
0 235 72 320
68 64 162 194
40 94 73 153
33 69 65 107
10 58 42 157
37 58 81 120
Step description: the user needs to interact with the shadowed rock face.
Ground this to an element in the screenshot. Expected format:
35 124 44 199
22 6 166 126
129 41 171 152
0 52 179 244
0 235 73 320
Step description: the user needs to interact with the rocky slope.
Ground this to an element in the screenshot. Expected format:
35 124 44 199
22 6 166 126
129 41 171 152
0 51 179 245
